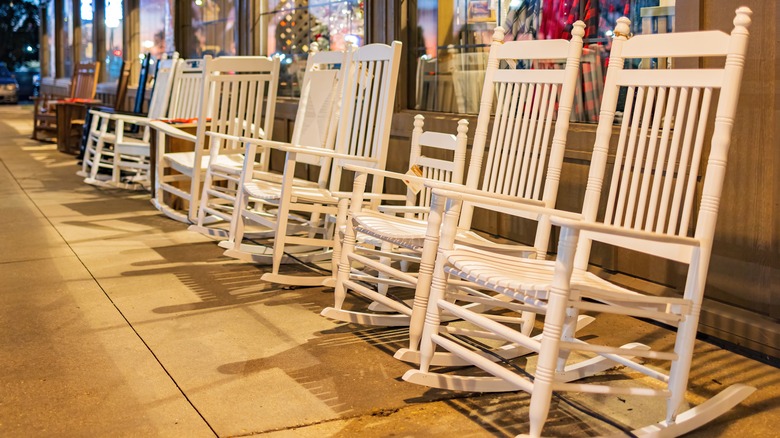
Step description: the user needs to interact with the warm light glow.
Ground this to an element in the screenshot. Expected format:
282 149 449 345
80 0 93 21
105 0 122 28
142 40 154 49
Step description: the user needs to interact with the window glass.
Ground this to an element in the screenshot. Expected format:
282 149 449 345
414 0 676 121
140 0 175 59
104 0 124 81
44 0 56 77
80 0 94 63
190 0 236 57
62 0 74 77
258 0 365 97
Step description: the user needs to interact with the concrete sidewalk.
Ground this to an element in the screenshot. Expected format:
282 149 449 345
0 105 777 437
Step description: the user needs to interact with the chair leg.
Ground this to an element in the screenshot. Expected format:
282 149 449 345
333 209 359 310
88 138 106 181
409 193 451 351
418 254 449 373
528 226 580 437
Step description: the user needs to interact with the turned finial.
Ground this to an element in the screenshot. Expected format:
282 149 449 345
456 119 469 135
614 17 631 39
413 114 425 129
733 7 752 29
491 26 506 43
571 20 585 39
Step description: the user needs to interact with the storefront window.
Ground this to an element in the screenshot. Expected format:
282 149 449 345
190 0 236 58
104 0 124 81
62 0 74 77
43 0 56 78
140 0 175 59
414 0 676 120
258 0 365 97
80 0 95 63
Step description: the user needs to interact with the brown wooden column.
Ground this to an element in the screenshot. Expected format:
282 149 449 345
55 0 65 77
72 0 81 67
94 0 106 82
124 0 140 81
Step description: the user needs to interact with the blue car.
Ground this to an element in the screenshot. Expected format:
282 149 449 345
0 63 19 104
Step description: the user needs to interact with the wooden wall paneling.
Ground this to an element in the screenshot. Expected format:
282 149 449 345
698 0 779 319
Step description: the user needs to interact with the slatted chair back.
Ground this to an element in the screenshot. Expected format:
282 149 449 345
574 12 751 271
197 56 280 168
289 47 351 186
113 59 132 110
187 56 280 219
70 62 100 99
415 56 456 112
458 24 585 257
146 56 180 120
166 58 207 120
327 42 403 195
407 115 469 220
449 50 489 114
131 52 153 114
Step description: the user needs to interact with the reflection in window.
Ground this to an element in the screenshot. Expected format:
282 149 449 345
43 0 56 77
259 1 365 97
190 0 236 57
104 0 124 81
80 0 94 64
140 0 174 59
62 0 73 77
415 0 675 121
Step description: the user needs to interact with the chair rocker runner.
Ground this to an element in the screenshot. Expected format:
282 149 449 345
81 55 182 189
223 42 403 287
152 56 280 224
190 45 344 239
404 10 755 437
323 24 591 370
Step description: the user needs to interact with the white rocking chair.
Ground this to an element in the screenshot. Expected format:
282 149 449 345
222 42 403 287
152 56 280 224
405 9 755 437
81 55 181 189
190 45 345 239
322 24 587 367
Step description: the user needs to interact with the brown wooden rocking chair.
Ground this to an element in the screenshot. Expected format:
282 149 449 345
31 62 100 142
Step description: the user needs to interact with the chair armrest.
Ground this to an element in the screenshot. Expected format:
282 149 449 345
550 216 701 248
377 205 429 215
238 137 377 163
104 113 151 125
207 131 265 143
431 187 580 221
340 164 467 192
148 120 197 142
330 191 407 202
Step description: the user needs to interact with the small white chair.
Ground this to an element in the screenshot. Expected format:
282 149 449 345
152 56 280 224
223 42 403 287
331 114 469 300
405 9 755 437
